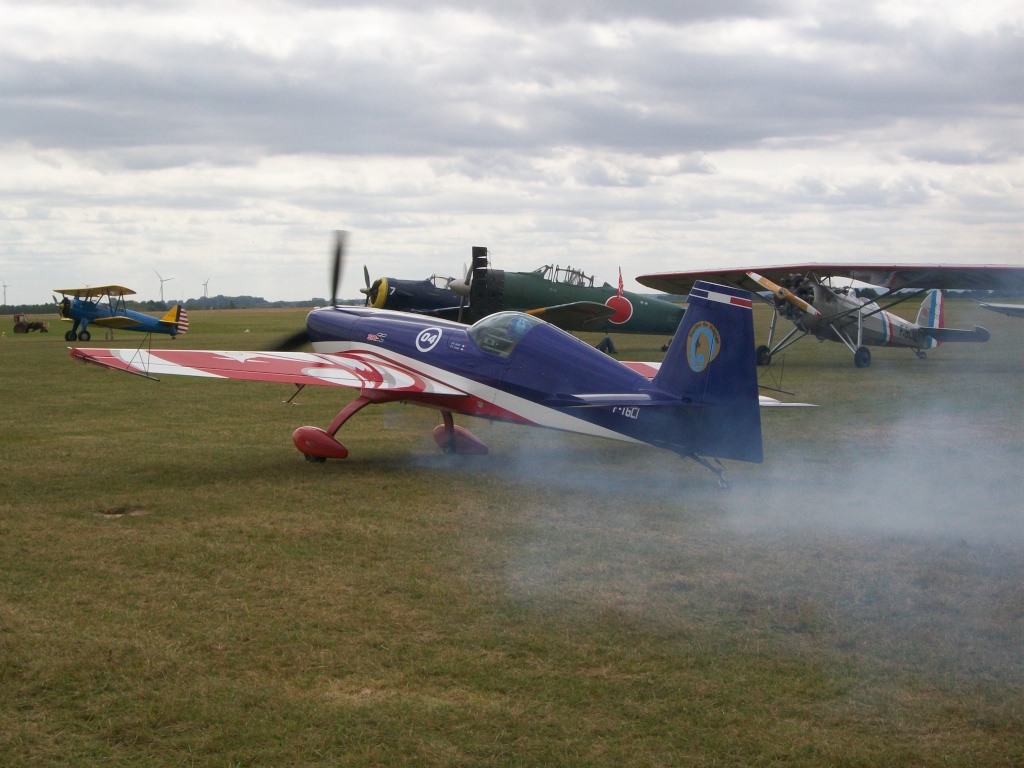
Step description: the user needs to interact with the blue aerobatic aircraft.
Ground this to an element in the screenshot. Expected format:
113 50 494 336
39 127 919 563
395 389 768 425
55 285 189 342
68 234 805 488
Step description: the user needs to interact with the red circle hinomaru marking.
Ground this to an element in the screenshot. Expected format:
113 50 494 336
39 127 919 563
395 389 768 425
605 295 633 324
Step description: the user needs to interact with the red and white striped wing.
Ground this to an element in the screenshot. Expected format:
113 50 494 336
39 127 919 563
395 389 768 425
70 347 467 396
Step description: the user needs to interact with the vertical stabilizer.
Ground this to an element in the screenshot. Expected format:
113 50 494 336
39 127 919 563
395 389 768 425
915 289 944 349
160 305 189 336
652 281 762 462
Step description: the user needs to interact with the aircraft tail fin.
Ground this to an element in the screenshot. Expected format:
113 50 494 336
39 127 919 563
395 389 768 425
915 289 944 349
652 281 762 463
160 305 189 336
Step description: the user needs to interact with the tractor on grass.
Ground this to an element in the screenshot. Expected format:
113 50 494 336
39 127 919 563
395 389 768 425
12 313 49 333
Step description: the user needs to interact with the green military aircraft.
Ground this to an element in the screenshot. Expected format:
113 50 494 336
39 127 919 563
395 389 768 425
362 246 684 338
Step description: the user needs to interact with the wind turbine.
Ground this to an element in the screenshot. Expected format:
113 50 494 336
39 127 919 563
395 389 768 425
155 271 175 303
0 276 8 307
203 278 210 299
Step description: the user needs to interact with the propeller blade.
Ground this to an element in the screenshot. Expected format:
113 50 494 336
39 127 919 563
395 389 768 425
450 266 471 297
271 328 311 352
747 271 821 318
363 264 370 290
330 230 346 307
269 230 347 350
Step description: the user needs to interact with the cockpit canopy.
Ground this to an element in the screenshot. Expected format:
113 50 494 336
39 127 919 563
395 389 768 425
468 311 544 357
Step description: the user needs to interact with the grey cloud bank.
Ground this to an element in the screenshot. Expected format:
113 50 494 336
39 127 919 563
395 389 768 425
1 1 1021 303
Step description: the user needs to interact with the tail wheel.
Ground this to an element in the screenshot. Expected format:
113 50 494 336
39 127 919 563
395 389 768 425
854 346 871 368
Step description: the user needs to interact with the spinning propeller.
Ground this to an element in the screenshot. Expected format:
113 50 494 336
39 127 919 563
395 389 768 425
746 271 821 318
272 230 346 351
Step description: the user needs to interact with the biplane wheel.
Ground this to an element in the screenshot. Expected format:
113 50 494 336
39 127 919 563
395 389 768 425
65 330 77 341
78 330 91 342
755 345 771 366
854 346 871 368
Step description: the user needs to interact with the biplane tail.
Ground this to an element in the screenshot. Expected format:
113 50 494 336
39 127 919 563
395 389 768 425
915 289 944 349
652 281 762 463
160 305 190 336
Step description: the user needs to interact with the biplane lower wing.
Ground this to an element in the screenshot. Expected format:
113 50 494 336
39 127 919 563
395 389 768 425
69 348 468 396
87 316 147 330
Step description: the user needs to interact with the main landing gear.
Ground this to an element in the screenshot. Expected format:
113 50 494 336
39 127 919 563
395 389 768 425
854 346 871 368
65 329 91 342
292 393 488 462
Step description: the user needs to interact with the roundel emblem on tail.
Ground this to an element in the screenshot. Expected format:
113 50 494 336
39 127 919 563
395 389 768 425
687 321 721 373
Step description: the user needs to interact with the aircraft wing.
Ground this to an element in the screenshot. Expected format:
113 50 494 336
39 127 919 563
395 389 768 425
525 301 616 331
637 264 1024 294
978 302 1024 318
69 347 469 396
88 316 146 329
54 285 136 298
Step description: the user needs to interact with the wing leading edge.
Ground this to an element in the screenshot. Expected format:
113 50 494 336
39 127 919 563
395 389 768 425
69 347 468 396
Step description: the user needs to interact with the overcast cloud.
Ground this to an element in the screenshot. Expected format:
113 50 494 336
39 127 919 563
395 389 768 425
1 1 1021 303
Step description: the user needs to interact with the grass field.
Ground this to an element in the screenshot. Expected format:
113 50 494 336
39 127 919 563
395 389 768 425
2 302 1023 766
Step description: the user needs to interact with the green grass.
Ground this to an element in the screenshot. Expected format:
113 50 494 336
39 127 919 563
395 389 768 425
1 303 1023 765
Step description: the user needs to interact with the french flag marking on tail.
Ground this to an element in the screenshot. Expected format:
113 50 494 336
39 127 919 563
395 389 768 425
915 290 943 349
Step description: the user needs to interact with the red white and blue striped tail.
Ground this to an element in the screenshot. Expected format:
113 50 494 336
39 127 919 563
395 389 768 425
160 304 190 335
915 289 944 349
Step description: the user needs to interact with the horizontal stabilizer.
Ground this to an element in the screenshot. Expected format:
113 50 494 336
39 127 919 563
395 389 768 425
921 325 990 343
544 392 684 408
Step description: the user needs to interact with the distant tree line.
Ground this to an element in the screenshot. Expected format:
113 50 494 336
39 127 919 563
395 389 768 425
3 295 366 315
4 289 1021 317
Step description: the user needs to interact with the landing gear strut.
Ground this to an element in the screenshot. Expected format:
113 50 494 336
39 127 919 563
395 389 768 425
685 453 730 490
292 392 489 462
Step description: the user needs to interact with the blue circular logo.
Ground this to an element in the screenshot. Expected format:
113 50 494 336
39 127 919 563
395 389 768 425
686 321 720 373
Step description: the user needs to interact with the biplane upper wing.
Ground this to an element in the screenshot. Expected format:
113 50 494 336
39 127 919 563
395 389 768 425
637 264 1024 294
69 347 468 396
54 285 136 298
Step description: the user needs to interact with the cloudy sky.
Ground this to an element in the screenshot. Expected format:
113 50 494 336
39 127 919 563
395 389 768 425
1 0 1021 304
